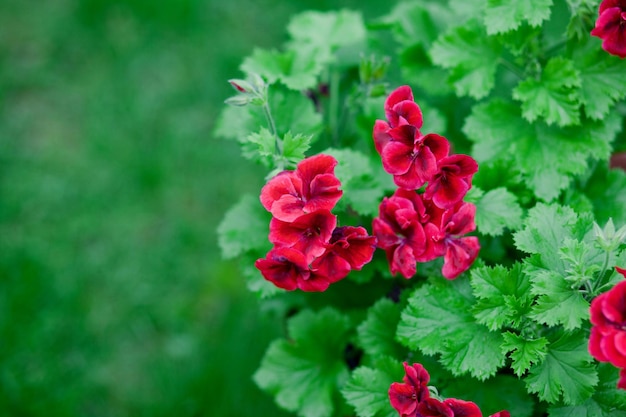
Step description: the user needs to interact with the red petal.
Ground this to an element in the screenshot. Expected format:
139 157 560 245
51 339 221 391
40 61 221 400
589 326 611 362
373 120 392 154
445 202 477 236
389 382 418 416
297 272 332 291
271 194 306 222
393 100 423 128
442 236 480 279
392 242 417 278
417 398 454 417
373 217 402 250
328 226 377 270
591 8 626 58
489 412 511 417
603 280 626 324
382 141 414 175
443 399 482 417
269 210 337 262
421 133 450 162
601 331 626 368
385 86 414 123
296 154 338 184
590 293 610 326
304 174 342 213
260 171 301 212
255 247 309 291
427 173 470 210
619 368 626 390
310 251 351 283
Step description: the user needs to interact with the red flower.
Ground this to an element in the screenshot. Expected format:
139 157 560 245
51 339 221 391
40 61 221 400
388 362 431 417
424 154 478 209
431 202 480 279
381 125 450 190
443 399 482 417
385 85 423 128
589 268 626 370
489 412 511 417
373 191 427 278
321 226 377 271
255 247 310 291
260 154 342 222
269 210 336 263
620 368 626 390
591 0 626 58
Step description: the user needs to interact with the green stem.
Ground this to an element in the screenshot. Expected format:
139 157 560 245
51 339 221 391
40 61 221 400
592 250 611 295
544 39 568 56
262 99 281 155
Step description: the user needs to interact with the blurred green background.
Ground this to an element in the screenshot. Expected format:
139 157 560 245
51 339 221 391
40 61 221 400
0 0 395 415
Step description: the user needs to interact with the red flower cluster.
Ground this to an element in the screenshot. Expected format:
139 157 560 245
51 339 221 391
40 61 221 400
373 86 479 280
588 266 626 389
255 154 377 291
389 362 509 417
591 0 626 58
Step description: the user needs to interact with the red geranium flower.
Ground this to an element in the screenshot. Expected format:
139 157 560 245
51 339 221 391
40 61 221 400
320 226 377 271
260 154 343 222
255 247 310 291
381 125 450 190
388 362 431 417
591 0 626 58
373 191 427 278
385 85 423 128
269 210 336 263
589 267 626 370
431 202 480 279
424 154 478 209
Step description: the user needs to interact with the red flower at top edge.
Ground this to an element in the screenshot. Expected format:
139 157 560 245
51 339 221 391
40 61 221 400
591 0 626 58
385 85 423 128
260 154 343 222
589 267 626 369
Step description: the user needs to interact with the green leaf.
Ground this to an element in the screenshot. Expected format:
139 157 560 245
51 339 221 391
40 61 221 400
323 148 393 217
241 48 324 91
253 308 352 417
558 238 604 287
241 128 276 167
484 0 553 34
513 57 581 127
397 279 504 380
548 363 626 416
357 298 404 358
430 19 502 99
217 194 272 259
501 331 549 377
513 203 578 271
473 187 524 236
470 263 531 330
342 356 404 417
575 42 626 120
525 330 598 405
463 99 622 201
527 266 590 330
287 10 366 58
282 132 312 166
585 165 626 226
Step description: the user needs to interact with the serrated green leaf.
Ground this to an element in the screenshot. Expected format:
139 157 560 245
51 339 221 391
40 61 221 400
585 165 626 226
513 57 581 127
430 20 502 99
473 187 523 236
400 45 454 97
397 279 504 380
357 298 404 358
513 203 578 271
241 128 276 166
217 194 272 259
484 0 553 34
575 42 626 120
342 356 404 417
254 308 352 417
464 99 622 201
527 266 590 330
213 104 255 141
548 363 626 416
501 331 549 376
282 132 312 166
470 263 531 330
378 2 455 48
559 238 604 287
525 330 598 405
241 48 324 91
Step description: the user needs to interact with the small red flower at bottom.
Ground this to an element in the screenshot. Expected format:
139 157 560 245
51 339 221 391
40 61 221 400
388 362 430 416
591 0 626 58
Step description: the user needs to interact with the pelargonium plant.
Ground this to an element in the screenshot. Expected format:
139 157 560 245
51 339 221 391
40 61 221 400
216 1 626 416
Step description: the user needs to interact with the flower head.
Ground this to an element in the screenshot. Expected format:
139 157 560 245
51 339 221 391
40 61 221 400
589 268 626 369
591 0 626 58
388 362 430 416
260 154 343 222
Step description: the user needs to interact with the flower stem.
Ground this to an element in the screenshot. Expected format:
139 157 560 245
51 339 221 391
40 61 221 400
499 58 525 79
329 68 340 145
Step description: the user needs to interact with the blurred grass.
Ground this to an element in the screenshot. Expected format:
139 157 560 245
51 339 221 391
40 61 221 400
0 0 394 415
